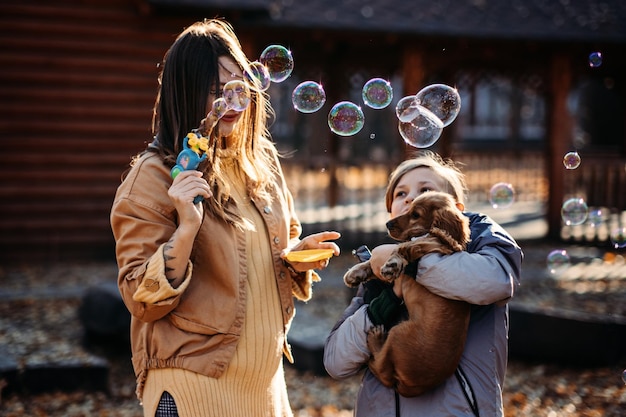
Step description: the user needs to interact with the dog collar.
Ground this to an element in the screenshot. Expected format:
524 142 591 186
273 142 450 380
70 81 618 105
410 233 430 241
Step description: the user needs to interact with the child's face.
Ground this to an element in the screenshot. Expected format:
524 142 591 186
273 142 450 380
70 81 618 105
389 167 448 218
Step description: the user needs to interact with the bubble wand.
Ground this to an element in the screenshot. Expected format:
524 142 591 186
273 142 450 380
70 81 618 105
170 80 250 204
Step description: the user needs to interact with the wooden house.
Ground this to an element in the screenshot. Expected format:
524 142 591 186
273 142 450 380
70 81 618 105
1 0 625 262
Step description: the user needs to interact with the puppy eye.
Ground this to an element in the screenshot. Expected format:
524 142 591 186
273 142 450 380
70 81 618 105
411 212 420 219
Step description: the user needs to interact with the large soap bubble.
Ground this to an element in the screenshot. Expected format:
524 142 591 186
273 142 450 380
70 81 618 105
396 95 421 122
362 78 393 109
398 106 443 148
292 81 326 113
328 101 365 136
259 45 294 83
244 61 271 91
415 84 461 127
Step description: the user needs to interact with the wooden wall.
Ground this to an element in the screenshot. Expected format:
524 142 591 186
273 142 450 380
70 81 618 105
0 1 189 262
1 1 623 263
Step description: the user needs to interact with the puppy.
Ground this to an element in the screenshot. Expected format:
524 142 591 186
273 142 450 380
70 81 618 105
343 191 471 397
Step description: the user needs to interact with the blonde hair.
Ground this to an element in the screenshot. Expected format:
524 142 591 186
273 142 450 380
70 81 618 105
384 151 468 212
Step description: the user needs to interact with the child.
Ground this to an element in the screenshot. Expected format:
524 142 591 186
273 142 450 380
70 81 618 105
324 151 523 417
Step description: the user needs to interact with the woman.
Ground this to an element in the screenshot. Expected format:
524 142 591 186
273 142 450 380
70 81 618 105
324 151 522 417
110 19 340 417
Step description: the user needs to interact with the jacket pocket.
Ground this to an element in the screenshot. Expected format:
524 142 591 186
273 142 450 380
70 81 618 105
167 312 230 336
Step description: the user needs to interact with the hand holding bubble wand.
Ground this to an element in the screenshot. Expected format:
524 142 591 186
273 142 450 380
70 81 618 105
170 80 251 204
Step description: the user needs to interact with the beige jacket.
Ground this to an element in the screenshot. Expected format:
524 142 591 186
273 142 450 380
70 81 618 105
110 151 318 399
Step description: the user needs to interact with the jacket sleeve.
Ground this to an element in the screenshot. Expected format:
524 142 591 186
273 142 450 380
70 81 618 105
111 195 193 322
323 292 374 379
415 213 523 305
277 154 321 302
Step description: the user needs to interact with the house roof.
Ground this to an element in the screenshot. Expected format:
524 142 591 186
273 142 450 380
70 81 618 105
148 0 626 43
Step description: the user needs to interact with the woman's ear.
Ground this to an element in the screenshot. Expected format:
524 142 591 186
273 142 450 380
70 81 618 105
456 202 465 212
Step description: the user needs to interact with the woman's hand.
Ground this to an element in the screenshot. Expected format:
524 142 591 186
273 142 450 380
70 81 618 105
370 244 404 299
282 231 341 272
168 170 211 231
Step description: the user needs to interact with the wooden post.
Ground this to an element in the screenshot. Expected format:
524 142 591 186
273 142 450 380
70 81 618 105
402 46 426 156
547 54 573 240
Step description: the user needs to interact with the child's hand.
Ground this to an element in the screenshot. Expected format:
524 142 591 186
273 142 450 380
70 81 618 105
371 244 404 299
370 244 398 279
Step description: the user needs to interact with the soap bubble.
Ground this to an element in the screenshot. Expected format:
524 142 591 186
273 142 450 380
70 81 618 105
396 95 421 122
222 80 250 112
489 182 515 209
622 369 626 385
244 61 271 91
415 84 461 127
610 227 626 249
292 81 326 113
362 78 393 109
561 197 588 226
588 51 602 68
259 45 294 83
563 151 581 169
586 208 604 227
328 101 364 136
210 97 229 119
398 105 443 148
546 249 571 275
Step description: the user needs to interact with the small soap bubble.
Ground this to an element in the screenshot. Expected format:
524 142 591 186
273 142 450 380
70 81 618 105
222 80 250 112
396 95 421 122
489 182 515 209
610 227 626 249
563 151 581 169
292 81 326 113
398 105 443 148
547 249 571 275
244 61 271 91
561 197 588 226
415 84 462 127
328 101 365 136
622 369 626 385
587 208 604 227
259 45 294 83
211 97 229 119
362 78 393 109
588 51 603 68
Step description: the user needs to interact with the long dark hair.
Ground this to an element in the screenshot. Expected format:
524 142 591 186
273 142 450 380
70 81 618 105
145 19 280 225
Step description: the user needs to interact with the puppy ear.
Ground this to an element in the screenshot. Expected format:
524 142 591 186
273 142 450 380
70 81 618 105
431 207 469 249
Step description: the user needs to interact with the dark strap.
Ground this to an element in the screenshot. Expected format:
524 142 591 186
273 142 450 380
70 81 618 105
395 390 401 417
455 366 480 417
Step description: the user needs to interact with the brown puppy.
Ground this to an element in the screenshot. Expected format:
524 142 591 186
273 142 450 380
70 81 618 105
343 191 471 397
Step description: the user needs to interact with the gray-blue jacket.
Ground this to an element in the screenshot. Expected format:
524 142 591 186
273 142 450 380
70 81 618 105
324 212 523 417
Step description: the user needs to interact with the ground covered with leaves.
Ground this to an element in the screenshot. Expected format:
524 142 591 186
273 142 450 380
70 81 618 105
1 243 625 416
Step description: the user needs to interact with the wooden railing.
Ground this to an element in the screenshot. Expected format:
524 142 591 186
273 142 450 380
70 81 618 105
283 151 625 249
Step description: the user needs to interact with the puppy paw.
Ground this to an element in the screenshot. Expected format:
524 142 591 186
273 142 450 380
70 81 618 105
343 262 373 287
367 325 387 354
380 255 407 282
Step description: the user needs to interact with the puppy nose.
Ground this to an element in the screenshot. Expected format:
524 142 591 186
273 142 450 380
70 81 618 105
386 219 395 230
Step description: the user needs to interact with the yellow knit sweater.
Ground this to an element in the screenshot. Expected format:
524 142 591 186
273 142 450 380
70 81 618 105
142 159 291 417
